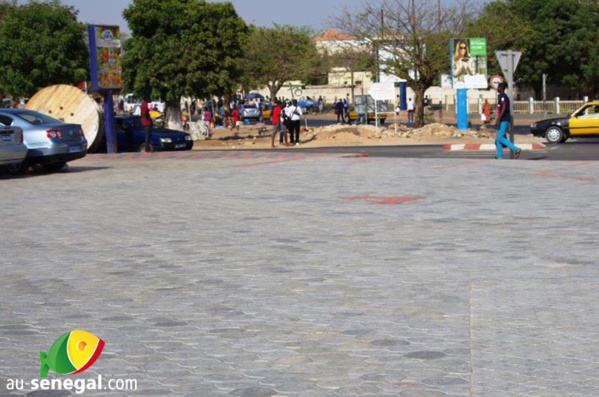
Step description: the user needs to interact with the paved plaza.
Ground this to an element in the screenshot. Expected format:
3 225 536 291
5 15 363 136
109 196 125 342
1 151 598 397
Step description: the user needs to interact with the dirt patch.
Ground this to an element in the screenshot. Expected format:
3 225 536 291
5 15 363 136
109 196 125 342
192 121 544 150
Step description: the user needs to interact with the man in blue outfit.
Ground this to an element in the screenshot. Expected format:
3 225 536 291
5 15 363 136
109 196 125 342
495 82 521 159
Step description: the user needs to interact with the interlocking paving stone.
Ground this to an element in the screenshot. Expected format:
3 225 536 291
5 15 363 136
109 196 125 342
1 152 599 396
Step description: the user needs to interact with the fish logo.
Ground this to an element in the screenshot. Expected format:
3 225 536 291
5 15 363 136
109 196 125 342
39 330 105 378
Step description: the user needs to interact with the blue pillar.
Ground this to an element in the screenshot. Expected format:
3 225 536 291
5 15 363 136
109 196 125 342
457 88 468 130
399 82 407 111
102 91 117 154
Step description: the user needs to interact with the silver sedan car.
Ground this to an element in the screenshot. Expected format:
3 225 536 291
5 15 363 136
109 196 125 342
0 125 27 174
0 109 87 174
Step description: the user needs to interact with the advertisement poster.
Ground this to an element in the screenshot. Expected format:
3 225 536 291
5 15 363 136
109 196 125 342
93 25 122 89
451 38 488 89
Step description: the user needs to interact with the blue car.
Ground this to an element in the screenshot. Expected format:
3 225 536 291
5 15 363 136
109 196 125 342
114 116 193 152
297 98 321 113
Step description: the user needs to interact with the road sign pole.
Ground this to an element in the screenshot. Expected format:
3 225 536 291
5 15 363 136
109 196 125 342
507 50 515 158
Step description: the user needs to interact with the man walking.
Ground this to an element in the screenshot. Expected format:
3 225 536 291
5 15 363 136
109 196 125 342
495 82 521 159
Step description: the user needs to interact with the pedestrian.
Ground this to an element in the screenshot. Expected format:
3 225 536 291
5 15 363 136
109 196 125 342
270 100 282 148
335 99 345 124
202 107 212 138
482 99 491 125
286 99 302 145
280 101 291 146
495 82 521 159
343 98 349 122
230 105 240 134
141 95 153 152
407 97 415 123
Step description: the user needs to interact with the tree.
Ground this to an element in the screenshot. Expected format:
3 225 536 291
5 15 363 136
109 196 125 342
0 0 88 98
123 0 247 129
240 24 322 100
332 0 480 128
468 0 599 98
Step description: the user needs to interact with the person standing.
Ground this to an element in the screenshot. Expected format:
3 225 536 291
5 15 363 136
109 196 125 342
407 97 415 123
141 95 153 152
482 99 491 125
335 99 345 124
286 99 302 145
343 98 349 122
230 105 240 134
270 100 282 148
495 82 521 159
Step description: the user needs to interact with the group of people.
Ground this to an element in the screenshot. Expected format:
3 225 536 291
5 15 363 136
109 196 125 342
334 98 350 123
269 99 303 147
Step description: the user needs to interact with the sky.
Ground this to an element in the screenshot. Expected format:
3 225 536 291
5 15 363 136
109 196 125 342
16 0 482 33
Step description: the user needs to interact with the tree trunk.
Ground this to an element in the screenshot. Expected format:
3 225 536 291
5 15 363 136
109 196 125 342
166 99 183 131
413 85 426 128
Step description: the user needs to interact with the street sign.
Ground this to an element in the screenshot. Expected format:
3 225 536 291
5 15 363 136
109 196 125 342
368 82 395 101
495 50 521 77
489 75 504 90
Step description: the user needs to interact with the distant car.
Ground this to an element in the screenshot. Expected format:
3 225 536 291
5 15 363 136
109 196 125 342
348 110 387 124
297 98 321 113
238 104 262 121
0 109 87 174
114 116 193 152
0 125 27 174
530 100 599 143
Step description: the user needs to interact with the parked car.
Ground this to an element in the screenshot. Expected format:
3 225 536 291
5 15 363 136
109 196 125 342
530 100 599 143
348 109 387 124
0 125 27 174
114 116 193 152
238 104 262 121
0 109 87 174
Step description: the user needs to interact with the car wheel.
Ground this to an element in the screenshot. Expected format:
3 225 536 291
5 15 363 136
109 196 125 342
6 159 29 175
545 126 565 143
42 161 67 172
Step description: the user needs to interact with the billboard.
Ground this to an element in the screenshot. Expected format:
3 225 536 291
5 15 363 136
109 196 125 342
451 38 487 89
88 25 123 90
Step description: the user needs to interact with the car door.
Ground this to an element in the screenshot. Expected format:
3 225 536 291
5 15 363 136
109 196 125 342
569 104 599 136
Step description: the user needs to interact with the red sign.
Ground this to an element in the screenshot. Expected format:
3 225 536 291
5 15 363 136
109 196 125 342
490 75 504 90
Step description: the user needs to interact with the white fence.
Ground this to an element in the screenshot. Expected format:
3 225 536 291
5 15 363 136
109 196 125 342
459 98 584 115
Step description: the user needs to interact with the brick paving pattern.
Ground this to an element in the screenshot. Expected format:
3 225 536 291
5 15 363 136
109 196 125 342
1 152 598 396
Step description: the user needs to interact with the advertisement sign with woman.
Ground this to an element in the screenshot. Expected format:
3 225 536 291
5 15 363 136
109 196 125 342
451 38 488 89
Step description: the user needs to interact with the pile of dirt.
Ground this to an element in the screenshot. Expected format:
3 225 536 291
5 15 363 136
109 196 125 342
301 122 495 146
193 121 539 150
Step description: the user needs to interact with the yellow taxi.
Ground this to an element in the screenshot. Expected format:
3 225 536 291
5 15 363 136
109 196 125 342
348 109 387 124
530 100 599 143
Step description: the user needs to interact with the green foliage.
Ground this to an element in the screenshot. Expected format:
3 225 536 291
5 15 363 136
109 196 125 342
122 0 248 101
468 0 599 97
239 24 321 99
0 0 88 97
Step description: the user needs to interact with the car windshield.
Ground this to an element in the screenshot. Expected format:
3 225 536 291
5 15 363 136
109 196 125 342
244 104 258 109
14 110 62 125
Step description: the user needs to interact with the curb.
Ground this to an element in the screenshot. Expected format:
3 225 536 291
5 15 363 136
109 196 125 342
443 143 546 151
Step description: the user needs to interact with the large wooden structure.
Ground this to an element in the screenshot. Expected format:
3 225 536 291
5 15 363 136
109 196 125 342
26 85 104 152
